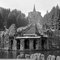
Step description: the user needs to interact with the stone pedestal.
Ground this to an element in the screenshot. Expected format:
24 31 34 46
20 39 24 50
29 39 34 50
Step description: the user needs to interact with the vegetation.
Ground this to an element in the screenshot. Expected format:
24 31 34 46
0 8 29 30
0 5 60 32
43 5 60 30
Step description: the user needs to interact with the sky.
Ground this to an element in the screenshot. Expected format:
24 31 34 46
0 0 60 17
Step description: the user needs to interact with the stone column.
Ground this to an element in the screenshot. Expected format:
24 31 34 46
9 39 11 50
36 38 41 50
29 39 34 50
36 39 40 50
39 38 42 50
12 39 17 50
20 39 24 50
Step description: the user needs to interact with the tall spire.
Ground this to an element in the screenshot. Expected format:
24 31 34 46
33 4 36 12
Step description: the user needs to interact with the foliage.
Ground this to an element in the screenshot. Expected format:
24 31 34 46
43 5 60 30
0 7 10 30
0 7 29 30
16 13 28 27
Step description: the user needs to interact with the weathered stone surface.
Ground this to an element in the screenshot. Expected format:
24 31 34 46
30 54 34 59
29 39 33 50
33 54 37 60
9 24 16 36
28 5 42 25
41 54 45 60
36 39 40 50
51 55 55 60
20 39 24 50
25 54 30 59
4 34 9 50
47 55 52 60
39 38 42 49
39 53 42 60
12 39 17 50
34 53 38 60
37 53 41 60
56 56 60 60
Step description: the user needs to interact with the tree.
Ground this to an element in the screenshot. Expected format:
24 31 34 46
0 7 10 30
7 9 29 28
16 13 29 28
0 7 10 27
0 13 4 30
43 5 60 30
7 9 20 28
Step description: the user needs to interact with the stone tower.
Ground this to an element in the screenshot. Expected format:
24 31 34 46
28 5 42 25
33 5 36 12
26 5 43 34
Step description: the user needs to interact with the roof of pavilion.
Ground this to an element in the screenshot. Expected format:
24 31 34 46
16 23 48 39
17 23 36 34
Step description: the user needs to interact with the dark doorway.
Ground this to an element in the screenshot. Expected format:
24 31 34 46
41 37 46 50
41 37 45 49
10 40 13 50
17 39 20 50
24 39 29 49
33 40 36 49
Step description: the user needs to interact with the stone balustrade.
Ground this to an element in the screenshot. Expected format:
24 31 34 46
25 54 30 59
47 55 52 60
17 53 60 60
56 56 60 60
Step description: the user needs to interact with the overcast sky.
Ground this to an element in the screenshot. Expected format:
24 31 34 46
0 0 60 16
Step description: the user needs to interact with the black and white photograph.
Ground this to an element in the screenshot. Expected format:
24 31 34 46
0 0 60 60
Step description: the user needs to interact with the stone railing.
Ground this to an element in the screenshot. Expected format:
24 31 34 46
17 53 60 60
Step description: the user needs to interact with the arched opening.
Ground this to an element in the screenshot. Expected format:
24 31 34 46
9 36 14 50
41 37 45 50
17 39 20 50
10 40 13 50
24 39 29 49
33 40 36 49
41 37 47 50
